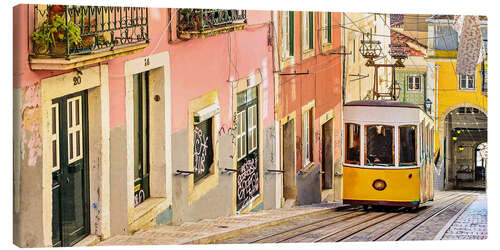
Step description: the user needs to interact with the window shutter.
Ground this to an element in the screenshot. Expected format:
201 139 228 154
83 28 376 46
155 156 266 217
327 12 332 43
289 11 294 56
309 12 314 50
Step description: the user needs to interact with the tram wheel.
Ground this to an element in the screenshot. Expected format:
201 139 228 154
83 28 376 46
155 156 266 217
362 205 370 211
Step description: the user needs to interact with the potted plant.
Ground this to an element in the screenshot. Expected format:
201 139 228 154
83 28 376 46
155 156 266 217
31 13 82 56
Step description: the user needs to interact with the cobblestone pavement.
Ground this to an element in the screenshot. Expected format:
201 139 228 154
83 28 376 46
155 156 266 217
442 192 487 240
97 191 487 246
98 203 345 246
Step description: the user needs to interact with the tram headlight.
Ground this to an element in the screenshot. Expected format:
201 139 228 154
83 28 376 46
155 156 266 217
372 179 387 191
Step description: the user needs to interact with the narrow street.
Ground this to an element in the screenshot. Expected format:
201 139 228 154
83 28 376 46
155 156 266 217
98 191 486 245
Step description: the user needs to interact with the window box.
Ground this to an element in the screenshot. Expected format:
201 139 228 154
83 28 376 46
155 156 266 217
29 5 149 70
177 9 247 39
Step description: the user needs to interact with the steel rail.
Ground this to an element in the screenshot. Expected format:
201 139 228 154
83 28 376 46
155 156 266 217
313 193 465 242
396 194 473 241
246 207 363 243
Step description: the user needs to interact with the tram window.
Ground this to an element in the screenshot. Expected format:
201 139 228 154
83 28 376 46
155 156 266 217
345 123 360 164
365 125 394 166
400 125 417 165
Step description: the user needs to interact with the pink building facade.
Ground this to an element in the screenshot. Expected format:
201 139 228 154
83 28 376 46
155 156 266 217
14 5 277 247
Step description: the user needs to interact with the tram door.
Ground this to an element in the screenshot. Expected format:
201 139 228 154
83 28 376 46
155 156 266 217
51 91 90 247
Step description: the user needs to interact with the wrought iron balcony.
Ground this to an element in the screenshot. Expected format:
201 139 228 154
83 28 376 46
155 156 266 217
177 9 247 39
29 5 149 69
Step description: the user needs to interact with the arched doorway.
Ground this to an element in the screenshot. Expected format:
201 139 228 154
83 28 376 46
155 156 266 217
440 106 487 190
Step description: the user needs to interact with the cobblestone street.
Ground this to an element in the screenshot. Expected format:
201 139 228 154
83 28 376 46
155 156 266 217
98 191 487 246
442 192 488 240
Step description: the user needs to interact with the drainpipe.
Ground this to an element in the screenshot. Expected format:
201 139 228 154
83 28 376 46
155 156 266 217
342 14 346 105
434 65 440 124
423 73 427 111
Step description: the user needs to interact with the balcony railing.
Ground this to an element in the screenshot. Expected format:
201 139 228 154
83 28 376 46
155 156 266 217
177 9 246 39
31 5 149 58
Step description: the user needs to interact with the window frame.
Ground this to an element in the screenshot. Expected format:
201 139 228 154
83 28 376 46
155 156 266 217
364 124 395 166
321 12 332 45
302 11 315 58
193 116 215 183
51 103 60 172
459 74 475 90
281 11 295 60
398 125 418 166
302 107 314 166
407 75 422 91
344 123 361 165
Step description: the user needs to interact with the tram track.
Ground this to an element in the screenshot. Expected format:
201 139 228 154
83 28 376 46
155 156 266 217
215 193 476 244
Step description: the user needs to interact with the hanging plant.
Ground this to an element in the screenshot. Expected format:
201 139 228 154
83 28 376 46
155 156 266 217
31 13 82 56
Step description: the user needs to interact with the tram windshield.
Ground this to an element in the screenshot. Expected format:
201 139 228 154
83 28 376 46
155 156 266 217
345 123 360 164
399 125 417 165
365 125 394 166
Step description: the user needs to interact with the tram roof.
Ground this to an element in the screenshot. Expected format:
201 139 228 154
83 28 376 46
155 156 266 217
345 100 421 109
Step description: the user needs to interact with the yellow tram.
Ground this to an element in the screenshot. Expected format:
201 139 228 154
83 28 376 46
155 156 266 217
342 100 434 208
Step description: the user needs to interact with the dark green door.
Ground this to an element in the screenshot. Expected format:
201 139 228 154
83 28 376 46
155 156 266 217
235 86 259 211
133 71 150 206
51 91 90 247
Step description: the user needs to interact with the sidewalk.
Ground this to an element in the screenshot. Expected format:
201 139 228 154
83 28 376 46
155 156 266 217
442 192 488 240
98 203 346 246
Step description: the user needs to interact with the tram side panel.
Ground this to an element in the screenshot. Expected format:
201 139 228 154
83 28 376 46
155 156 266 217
343 166 421 207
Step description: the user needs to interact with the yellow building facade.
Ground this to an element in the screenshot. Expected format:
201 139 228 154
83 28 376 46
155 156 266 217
426 16 487 190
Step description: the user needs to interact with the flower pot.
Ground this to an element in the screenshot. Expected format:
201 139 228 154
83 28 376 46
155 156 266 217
81 35 95 49
50 41 68 57
33 43 49 55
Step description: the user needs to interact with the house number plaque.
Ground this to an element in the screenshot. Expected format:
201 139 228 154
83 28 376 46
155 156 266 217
73 75 82 86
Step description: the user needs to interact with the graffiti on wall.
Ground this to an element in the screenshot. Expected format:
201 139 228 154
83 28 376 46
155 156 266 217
193 126 210 174
193 118 214 182
237 157 259 209
134 190 146 207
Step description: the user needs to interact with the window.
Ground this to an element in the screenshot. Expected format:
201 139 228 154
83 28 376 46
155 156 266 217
302 108 313 166
481 63 487 92
399 125 417 166
236 86 259 211
67 96 83 164
133 71 150 206
457 107 479 114
345 123 360 164
365 125 394 166
434 25 459 51
322 12 332 44
193 117 214 183
281 11 294 58
302 12 314 51
51 103 60 171
407 76 422 91
459 74 475 90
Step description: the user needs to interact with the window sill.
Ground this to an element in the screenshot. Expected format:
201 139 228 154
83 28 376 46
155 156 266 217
457 89 476 92
29 43 148 70
281 56 295 69
321 43 333 52
302 49 315 60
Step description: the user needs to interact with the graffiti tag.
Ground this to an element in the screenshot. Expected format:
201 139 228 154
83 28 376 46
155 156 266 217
237 157 259 208
193 126 210 174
